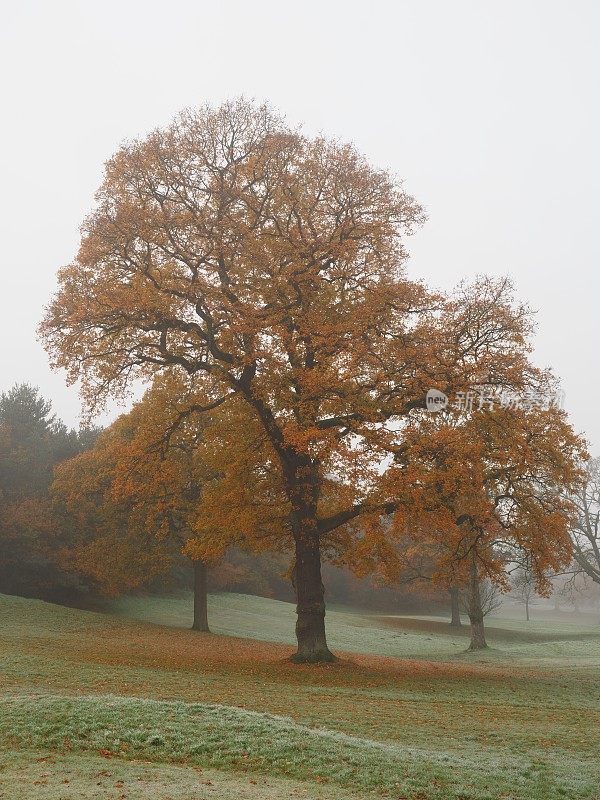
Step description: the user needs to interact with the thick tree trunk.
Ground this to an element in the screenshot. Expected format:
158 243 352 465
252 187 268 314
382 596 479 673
192 559 210 632
281 455 336 664
449 586 462 627
292 530 336 663
467 560 487 650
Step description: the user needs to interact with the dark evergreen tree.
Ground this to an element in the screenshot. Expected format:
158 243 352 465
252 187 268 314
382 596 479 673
0 383 100 599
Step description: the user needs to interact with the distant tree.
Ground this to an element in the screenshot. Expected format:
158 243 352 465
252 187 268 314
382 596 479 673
557 570 600 612
0 383 98 598
510 563 536 621
569 457 600 585
379 394 586 650
479 579 503 616
460 576 502 627
52 372 285 631
341 276 585 649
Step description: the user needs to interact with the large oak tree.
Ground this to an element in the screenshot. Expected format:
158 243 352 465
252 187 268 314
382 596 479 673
40 101 552 661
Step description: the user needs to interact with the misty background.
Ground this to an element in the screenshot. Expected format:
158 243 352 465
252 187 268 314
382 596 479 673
1 1 598 448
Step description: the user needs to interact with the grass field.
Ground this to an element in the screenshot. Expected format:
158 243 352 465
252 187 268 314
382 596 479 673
1 592 599 799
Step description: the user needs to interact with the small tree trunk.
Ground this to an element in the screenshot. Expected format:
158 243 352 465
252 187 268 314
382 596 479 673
467 559 487 650
192 559 210 632
292 530 335 663
525 599 530 621
449 586 462 627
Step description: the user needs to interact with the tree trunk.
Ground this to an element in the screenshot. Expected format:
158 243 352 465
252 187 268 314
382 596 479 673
525 599 530 621
192 559 209 632
449 586 462 627
282 456 336 664
292 530 336 663
467 559 487 650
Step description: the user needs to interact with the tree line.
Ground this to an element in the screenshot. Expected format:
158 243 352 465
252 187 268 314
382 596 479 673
0 384 99 599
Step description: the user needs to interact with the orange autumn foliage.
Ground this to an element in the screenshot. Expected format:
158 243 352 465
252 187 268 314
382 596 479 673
52 373 280 594
352 388 588 602
40 99 586 660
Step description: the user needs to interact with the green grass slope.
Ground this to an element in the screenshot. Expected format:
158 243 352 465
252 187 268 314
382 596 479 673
0 750 366 800
105 590 600 664
1 592 599 799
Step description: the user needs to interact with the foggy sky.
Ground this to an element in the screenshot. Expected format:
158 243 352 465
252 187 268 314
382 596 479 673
1 1 598 449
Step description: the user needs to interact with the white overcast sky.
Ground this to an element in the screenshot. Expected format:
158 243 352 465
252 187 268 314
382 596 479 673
1 1 598 450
